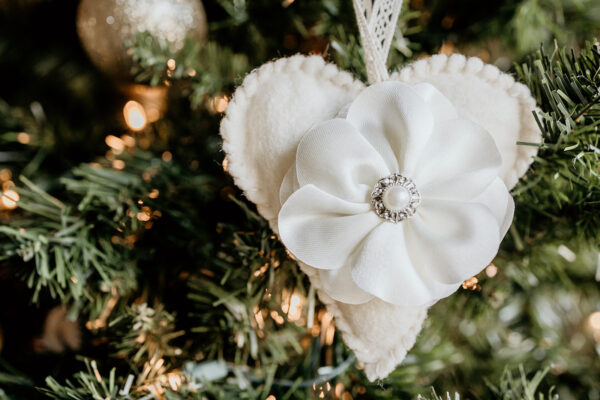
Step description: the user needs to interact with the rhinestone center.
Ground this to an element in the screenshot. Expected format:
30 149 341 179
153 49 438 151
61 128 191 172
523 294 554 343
371 173 421 223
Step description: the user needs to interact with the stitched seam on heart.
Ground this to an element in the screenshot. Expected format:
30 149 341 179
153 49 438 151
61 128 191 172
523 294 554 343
391 53 540 190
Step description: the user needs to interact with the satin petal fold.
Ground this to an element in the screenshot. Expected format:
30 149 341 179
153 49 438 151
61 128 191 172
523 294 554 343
474 177 515 238
404 198 501 285
279 163 299 206
414 119 502 201
278 184 381 270
346 82 435 175
351 223 444 306
319 262 375 304
296 119 389 204
411 83 458 123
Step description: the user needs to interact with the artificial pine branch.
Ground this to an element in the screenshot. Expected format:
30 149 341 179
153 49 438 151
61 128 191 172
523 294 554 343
513 41 600 240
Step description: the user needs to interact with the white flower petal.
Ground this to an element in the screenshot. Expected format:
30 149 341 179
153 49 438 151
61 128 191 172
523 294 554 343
346 82 435 175
350 223 445 306
279 184 380 270
405 198 501 285
411 82 458 122
296 119 389 204
414 119 502 201
474 177 515 238
319 263 375 304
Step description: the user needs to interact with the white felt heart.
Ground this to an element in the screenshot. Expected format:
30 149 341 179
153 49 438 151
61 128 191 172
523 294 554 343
221 56 364 231
220 54 540 381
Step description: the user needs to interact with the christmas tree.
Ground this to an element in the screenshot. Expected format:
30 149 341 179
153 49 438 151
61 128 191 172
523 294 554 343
0 0 599 399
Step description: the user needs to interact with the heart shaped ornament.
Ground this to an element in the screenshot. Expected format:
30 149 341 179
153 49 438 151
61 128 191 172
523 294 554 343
220 0 540 382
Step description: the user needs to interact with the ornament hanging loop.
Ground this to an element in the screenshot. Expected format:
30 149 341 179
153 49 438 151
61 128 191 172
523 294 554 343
353 0 403 84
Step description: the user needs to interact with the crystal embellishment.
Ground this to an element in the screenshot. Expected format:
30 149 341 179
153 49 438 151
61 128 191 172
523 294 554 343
371 173 421 223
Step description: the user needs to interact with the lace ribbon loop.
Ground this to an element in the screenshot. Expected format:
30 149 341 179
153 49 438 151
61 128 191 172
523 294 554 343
352 0 403 84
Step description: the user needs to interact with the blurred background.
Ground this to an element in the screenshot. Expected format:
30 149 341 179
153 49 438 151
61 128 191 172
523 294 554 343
0 0 599 399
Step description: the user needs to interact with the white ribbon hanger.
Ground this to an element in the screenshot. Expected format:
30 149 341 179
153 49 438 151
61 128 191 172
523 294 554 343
353 0 404 84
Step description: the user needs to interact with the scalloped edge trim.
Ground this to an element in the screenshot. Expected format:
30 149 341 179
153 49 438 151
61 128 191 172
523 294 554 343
391 53 540 189
299 263 428 382
220 54 364 225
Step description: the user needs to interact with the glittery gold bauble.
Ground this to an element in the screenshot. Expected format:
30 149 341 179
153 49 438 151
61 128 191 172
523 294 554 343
76 0 207 81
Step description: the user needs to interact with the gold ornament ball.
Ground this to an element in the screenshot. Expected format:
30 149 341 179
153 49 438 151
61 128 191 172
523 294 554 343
77 0 207 81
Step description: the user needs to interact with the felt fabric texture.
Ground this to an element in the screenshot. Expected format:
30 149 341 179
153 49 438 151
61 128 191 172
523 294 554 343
220 54 540 381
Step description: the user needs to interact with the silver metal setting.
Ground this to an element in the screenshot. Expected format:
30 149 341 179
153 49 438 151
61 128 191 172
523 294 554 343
370 173 421 223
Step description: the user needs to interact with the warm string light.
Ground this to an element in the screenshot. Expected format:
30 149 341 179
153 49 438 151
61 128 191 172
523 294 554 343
121 84 168 124
0 170 19 211
253 305 265 338
161 151 173 162
281 290 304 322
166 59 177 79
312 381 332 399
485 263 498 278
136 206 152 222
270 310 285 325
335 382 344 398
112 159 126 170
207 94 229 114
462 276 480 291
125 199 162 228
123 100 148 131
106 135 125 153
288 294 303 321
253 263 269 278
319 310 335 346
111 233 138 248
0 169 11 182
105 133 136 170
214 96 229 113
335 382 355 399
17 131 30 144
167 58 176 71
588 311 600 343
1 189 19 210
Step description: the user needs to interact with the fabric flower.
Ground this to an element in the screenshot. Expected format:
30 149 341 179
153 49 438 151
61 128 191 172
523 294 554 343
278 81 514 307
